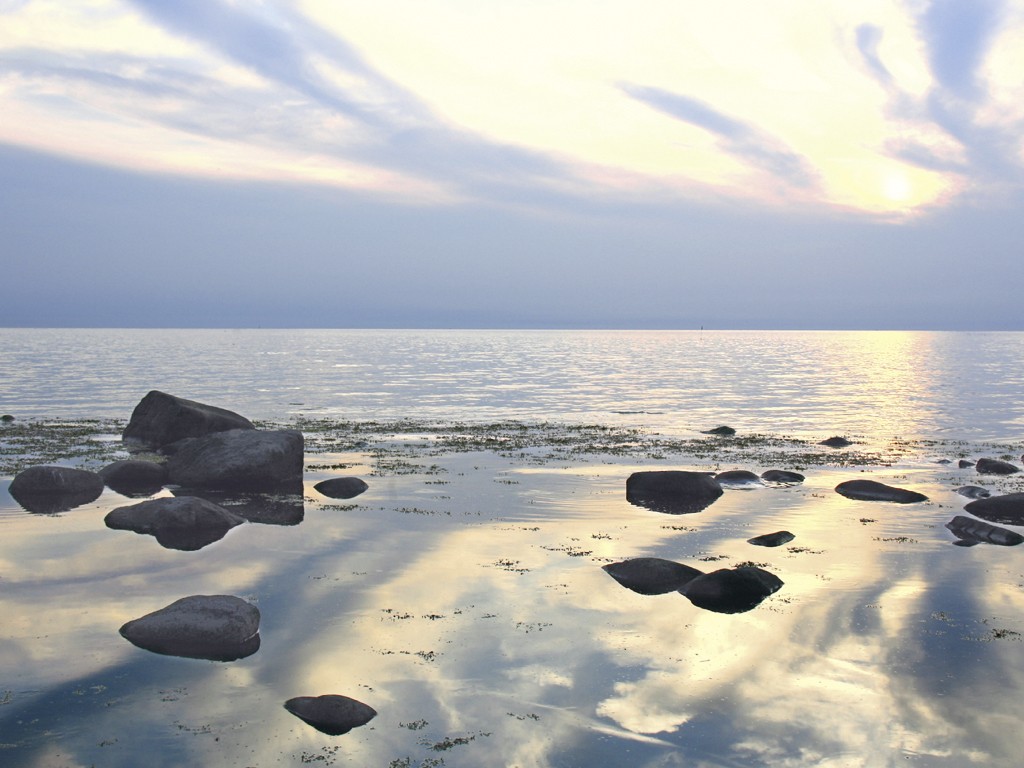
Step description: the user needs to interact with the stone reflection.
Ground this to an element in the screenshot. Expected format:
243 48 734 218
626 470 723 514
172 487 305 526
119 594 261 661
104 496 246 551
8 465 105 513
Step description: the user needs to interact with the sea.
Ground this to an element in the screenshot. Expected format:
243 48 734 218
1 328 1023 768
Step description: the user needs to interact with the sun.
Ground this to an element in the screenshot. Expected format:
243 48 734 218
882 171 911 203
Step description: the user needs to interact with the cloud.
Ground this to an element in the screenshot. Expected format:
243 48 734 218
855 23 893 85
920 0 1006 99
619 84 817 190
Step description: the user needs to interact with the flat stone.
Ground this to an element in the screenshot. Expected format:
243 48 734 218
956 485 991 500
945 515 1023 546
314 477 369 499
820 436 853 448
747 530 795 547
284 695 377 735
120 595 260 661
626 470 723 514
8 465 105 513
760 469 805 485
835 479 927 504
602 558 703 595
964 493 1024 525
976 457 1021 475
701 426 736 436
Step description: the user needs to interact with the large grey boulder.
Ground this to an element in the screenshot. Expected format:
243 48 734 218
964 493 1024 525
8 465 104 513
976 457 1021 475
680 566 784 614
602 558 703 595
105 496 246 551
99 459 168 497
626 470 723 514
119 595 260 661
123 391 254 449
284 695 377 735
835 479 927 504
166 429 304 492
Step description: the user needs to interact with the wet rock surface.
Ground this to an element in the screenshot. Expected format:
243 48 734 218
123 390 255 449
283 695 377 735
626 470 723 514
8 465 105 513
99 459 168 497
760 469 805 485
945 515 1023 546
119 595 261 661
956 485 991 500
680 566 784 614
964 493 1024 525
314 477 369 499
166 429 304 492
835 479 928 504
105 496 247 550
602 557 704 595
747 530 795 547
715 470 764 488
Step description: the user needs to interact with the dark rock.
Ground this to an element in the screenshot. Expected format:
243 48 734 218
701 425 736 436
166 429 304 492
935 458 952 465
626 470 723 514
820 436 853 448
1 414 14 422
715 470 763 488
314 477 369 500
945 515 1023 546
105 496 246 551
680 566 783 614
956 485 991 500
602 558 704 595
958 459 976 468
99 459 168 497
123 390 255 449
976 457 1021 475
747 530 795 547
835 479 927 504
172 488 305 526
119 595 260 661
964 493 1024 525
8 465 104 513
760 469 805 485
284 695 377 736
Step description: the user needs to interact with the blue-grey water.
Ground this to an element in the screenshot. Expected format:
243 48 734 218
1 329 1023 768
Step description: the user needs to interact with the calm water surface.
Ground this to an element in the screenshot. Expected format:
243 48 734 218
1 329 1023 767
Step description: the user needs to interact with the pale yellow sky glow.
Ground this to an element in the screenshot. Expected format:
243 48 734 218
0 0 1019 217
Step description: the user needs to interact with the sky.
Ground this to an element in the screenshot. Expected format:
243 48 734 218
1 0 1022 330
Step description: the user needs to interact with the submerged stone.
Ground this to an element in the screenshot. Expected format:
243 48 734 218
602 558 704 595
820 436 853 448
760 469 805 485
964 493 1024 525
976 457 1021 475
747 530 795 547
626 470 723 514
123 390 255 449
701 426 736 436
958 459 976 468
120 595 260 661
314 477 369 499
715 470 764 488
945 515 1023 546
835 479 927 504
284 695 377 736
681 566 783 614
956 485 992 500
8 465 105 513
105 496 246 551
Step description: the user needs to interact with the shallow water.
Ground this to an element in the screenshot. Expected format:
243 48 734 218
1 329 1024 767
